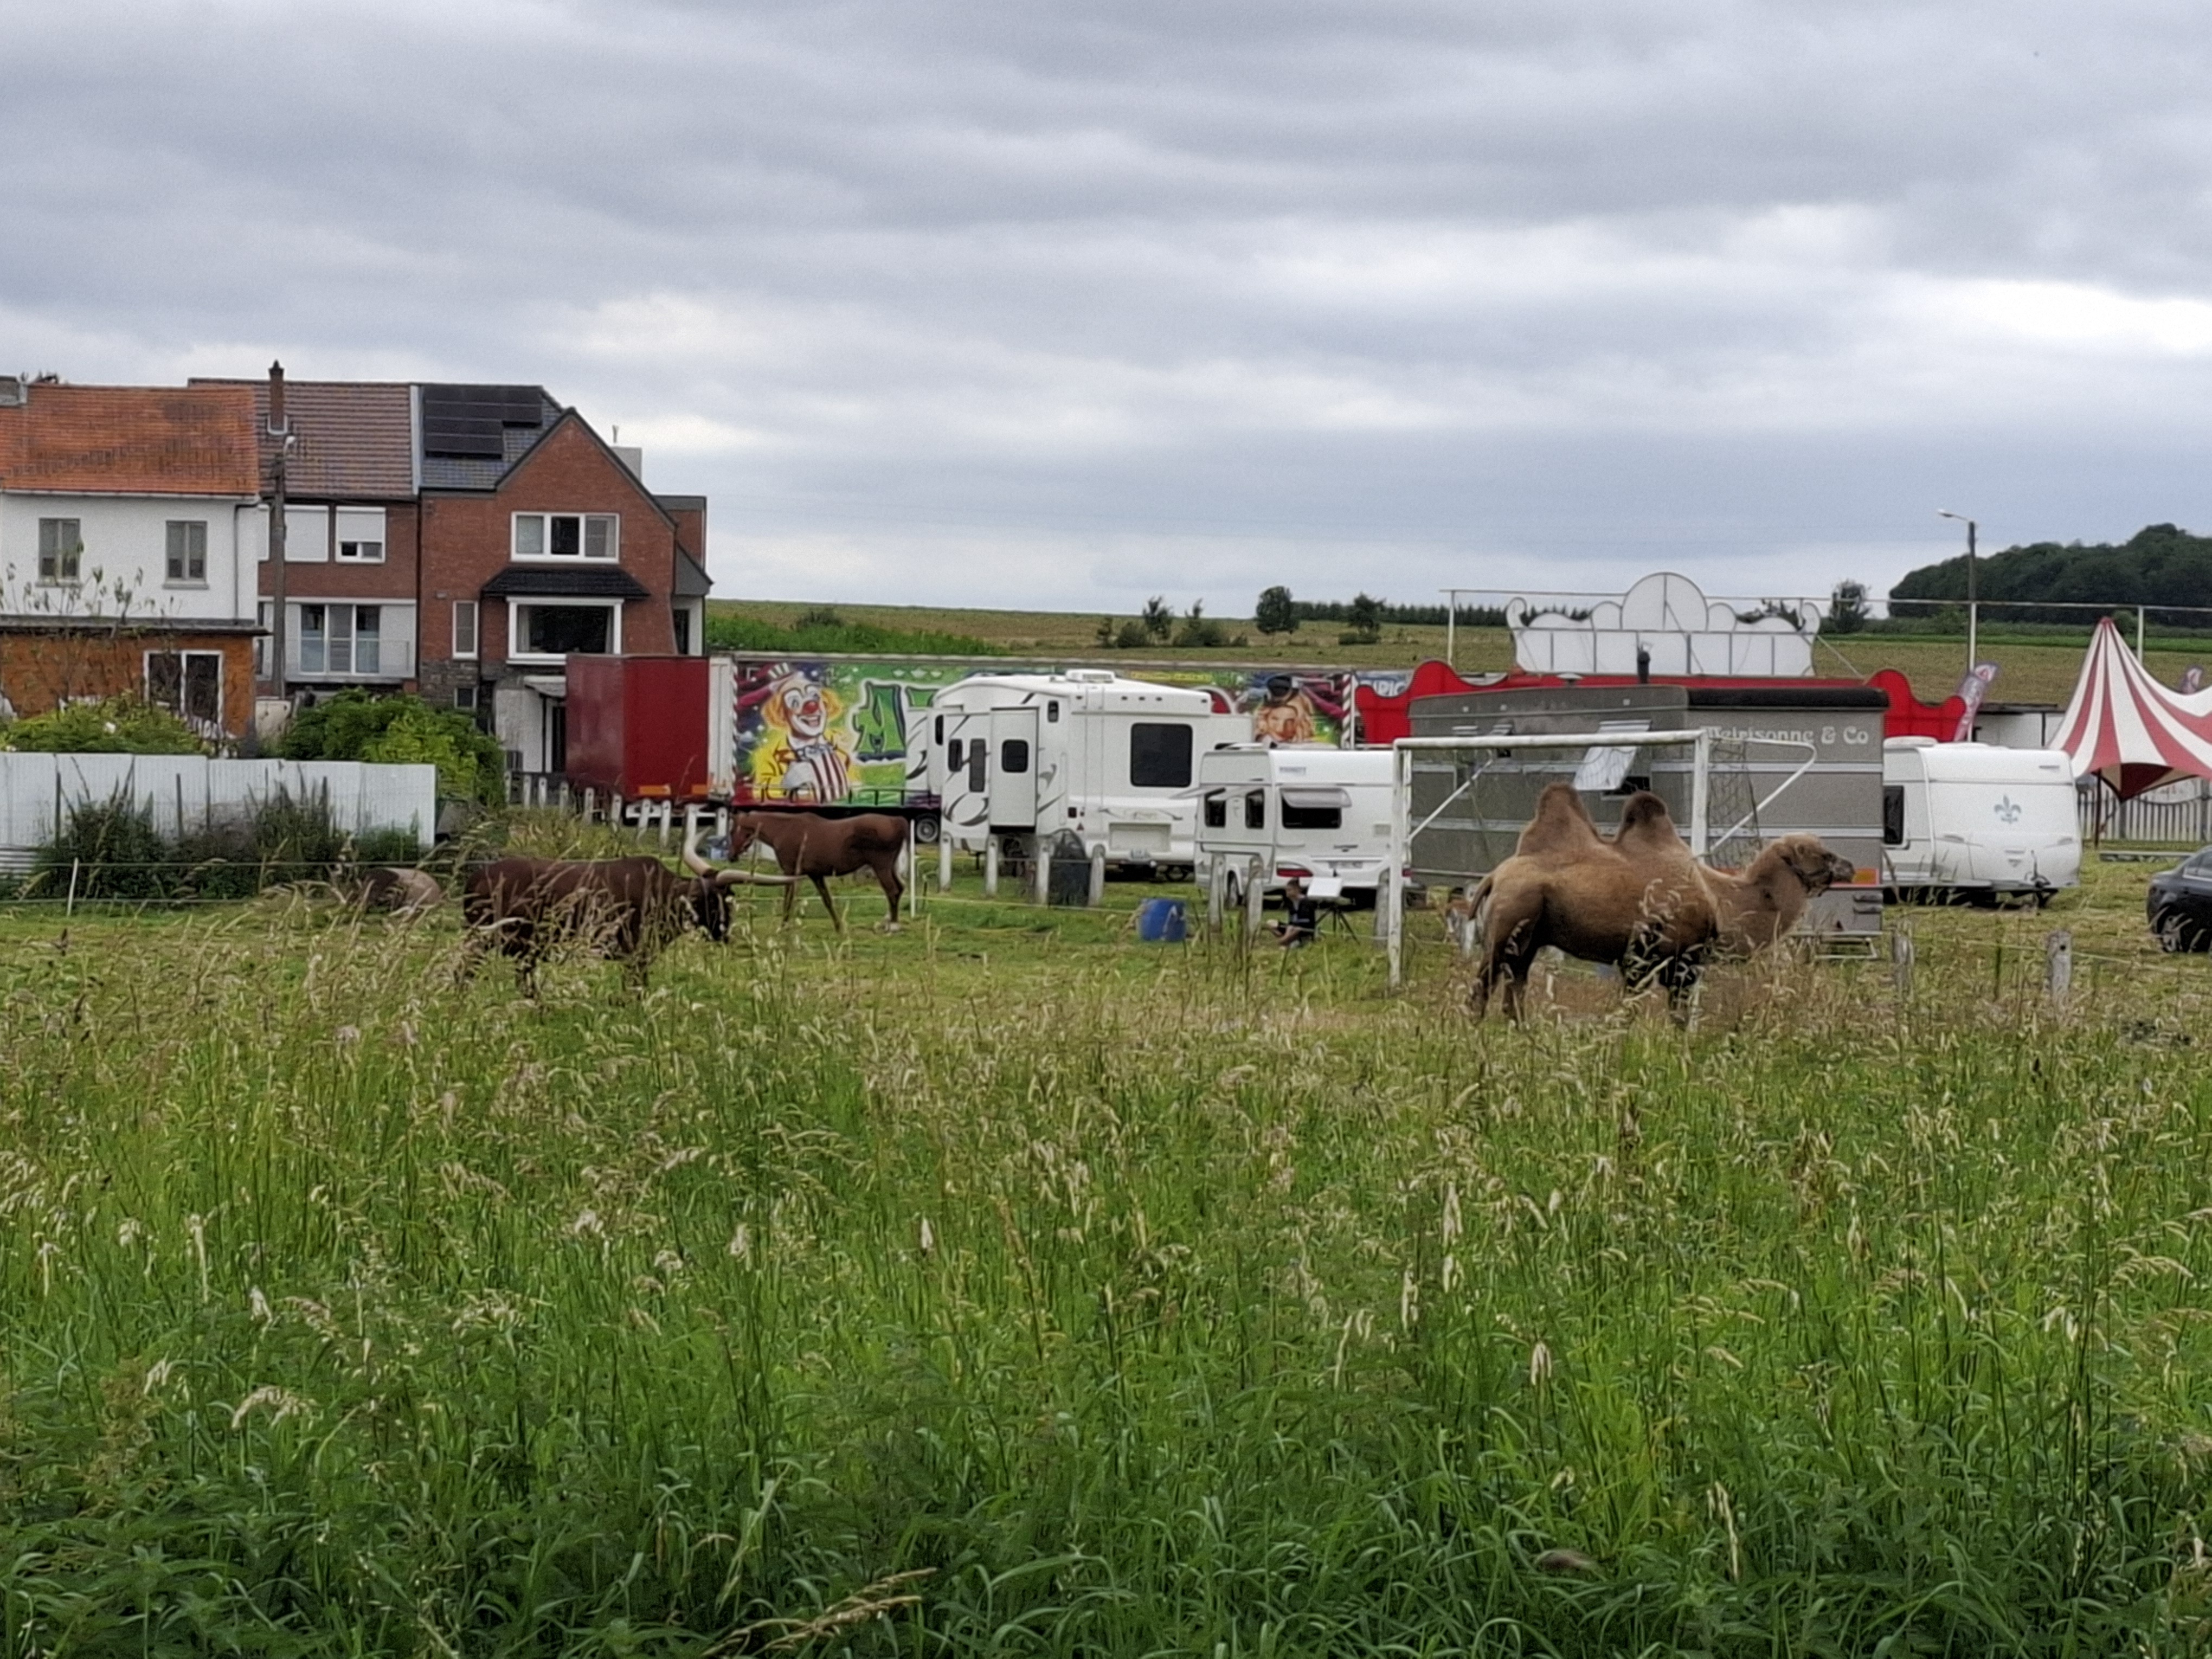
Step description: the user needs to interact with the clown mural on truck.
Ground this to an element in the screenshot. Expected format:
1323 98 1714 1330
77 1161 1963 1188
723 656 1359 810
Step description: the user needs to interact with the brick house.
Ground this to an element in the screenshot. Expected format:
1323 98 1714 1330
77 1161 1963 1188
0 376 263 737
409 385 711 774
192 372 424 701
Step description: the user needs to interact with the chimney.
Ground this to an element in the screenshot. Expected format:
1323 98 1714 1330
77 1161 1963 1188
267 359 288 435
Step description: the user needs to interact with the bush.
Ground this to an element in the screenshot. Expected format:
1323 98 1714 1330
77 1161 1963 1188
31 793 176 901
1 697 207 755
281 689 503 805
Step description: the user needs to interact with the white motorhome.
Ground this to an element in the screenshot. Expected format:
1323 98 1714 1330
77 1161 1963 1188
1195 744 1396 904
1881 738 2081 897
930 670 1251 872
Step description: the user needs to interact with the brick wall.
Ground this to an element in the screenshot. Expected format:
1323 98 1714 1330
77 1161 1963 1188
0 629 256 738
420 419 681 676
257 499 420 603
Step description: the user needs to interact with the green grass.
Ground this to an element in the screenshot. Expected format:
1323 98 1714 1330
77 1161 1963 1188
4 851 2212 1653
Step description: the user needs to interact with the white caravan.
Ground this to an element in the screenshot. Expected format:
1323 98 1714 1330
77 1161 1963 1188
1881 738 2081 897
1195 744 1396 904
930 670 1251 872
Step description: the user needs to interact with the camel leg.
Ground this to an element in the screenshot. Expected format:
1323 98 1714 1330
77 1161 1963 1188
812 873 844 934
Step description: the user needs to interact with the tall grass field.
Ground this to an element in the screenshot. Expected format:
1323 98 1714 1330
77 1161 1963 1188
3 852 2212 1655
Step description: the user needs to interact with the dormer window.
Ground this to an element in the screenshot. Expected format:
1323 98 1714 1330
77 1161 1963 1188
512 512 618 560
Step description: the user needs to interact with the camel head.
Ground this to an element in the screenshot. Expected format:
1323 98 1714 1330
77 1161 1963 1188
1758 833 1856 894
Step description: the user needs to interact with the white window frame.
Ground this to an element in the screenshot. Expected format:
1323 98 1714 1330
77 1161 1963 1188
165 519 208 585
37 517 82 583
295 602 389 677
334 505 387 563
510 600 623 663
336 538 385 563
511 512 619 561
255 600 272 677
452 600 479 659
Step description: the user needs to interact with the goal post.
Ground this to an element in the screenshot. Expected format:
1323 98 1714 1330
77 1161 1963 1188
1382 728 1715 988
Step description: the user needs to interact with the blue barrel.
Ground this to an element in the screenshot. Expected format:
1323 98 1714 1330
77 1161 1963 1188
1135 897 1188 943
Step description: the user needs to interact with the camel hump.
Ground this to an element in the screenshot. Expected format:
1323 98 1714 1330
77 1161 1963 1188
1515 782 1607 858
1613 790 1688 859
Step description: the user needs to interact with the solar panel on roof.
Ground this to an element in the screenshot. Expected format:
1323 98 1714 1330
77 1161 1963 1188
420 384 547 458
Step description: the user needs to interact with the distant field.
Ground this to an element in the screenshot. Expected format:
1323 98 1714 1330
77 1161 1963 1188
709 599 2212 705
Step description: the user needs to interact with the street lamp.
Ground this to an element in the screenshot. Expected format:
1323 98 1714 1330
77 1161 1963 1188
1936 509 1977 675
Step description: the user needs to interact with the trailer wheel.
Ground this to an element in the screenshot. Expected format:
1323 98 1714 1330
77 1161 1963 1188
912 817 941 845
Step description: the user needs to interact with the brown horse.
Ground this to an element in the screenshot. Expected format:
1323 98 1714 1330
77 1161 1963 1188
726 811 909 931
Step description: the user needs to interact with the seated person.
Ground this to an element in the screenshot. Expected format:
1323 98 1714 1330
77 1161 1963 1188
1271 878 1319 948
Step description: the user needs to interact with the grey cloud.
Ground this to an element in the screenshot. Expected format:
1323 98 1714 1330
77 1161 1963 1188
6 0 2212 615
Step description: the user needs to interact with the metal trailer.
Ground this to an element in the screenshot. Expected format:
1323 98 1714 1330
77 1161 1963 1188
1404 682 1885 940
929 670 1253 875
1193 743 1398 903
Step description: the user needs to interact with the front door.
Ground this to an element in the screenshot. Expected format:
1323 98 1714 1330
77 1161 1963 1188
940 710 992 843
989 708 1040 831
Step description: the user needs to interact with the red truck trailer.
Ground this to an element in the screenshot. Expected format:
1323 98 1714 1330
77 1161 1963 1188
562 656 714 800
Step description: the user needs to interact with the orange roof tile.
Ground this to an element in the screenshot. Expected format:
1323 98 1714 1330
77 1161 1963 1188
0 383 260 497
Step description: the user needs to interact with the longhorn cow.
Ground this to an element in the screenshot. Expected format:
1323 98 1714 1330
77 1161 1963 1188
461 828 793 991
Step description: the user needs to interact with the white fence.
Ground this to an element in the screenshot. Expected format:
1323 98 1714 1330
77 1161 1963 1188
0 754 436 873
2080 777 2212 846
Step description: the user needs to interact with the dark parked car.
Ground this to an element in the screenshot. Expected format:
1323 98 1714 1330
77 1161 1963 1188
2147 848 2212 951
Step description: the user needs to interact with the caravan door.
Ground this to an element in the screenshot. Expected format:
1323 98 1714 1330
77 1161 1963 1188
989 707 1040 831
940 710 992 845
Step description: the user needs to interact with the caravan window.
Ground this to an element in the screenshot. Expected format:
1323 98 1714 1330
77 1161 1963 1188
1202 791 1226 828
1280 786 1348 830
968 743 988 792
1882 785 1905 846
1244 790 1266 829
1130 723 1193 788
1001 738 1030 773
947 738 964 773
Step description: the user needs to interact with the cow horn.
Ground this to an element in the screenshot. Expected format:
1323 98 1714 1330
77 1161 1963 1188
714 867 798 887
681 824 715 877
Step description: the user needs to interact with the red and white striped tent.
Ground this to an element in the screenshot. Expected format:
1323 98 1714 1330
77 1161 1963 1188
2054 618 2212 799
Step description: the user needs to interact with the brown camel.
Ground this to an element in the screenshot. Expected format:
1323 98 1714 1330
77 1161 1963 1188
1469 787 1851 1020
726 810 909 931
1471 788 1715 1020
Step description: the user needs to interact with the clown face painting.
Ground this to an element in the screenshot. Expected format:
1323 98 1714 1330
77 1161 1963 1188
756 668 854 801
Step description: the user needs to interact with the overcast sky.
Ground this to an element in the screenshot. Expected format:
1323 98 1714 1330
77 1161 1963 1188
6 0 2212 616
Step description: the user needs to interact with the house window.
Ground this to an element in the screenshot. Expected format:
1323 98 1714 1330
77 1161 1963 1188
165 520 208 583
37 518 81 582
298 604 382 674
1129 722 1193 789
255 600 273 677
672 606 691 655
335 506 386 562
454 685 479 712
512 513 618 560
514 602 616 657
452 600 479 659
146 651 222 727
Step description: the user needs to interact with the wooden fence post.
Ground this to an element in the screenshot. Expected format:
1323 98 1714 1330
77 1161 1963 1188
1245 855 1265 940
1088 844 1105 908
2046 929 2073 1006
1032 835 1050 905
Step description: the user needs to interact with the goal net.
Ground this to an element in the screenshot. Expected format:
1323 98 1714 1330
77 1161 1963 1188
1381 728 1770 985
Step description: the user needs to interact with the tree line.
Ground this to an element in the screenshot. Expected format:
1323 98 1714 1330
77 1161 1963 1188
1888 523 2212 625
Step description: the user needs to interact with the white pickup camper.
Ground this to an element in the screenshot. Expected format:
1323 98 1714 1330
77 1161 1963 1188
929 670 1251 872
1881 738 2081 898
1195 744 1396 904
